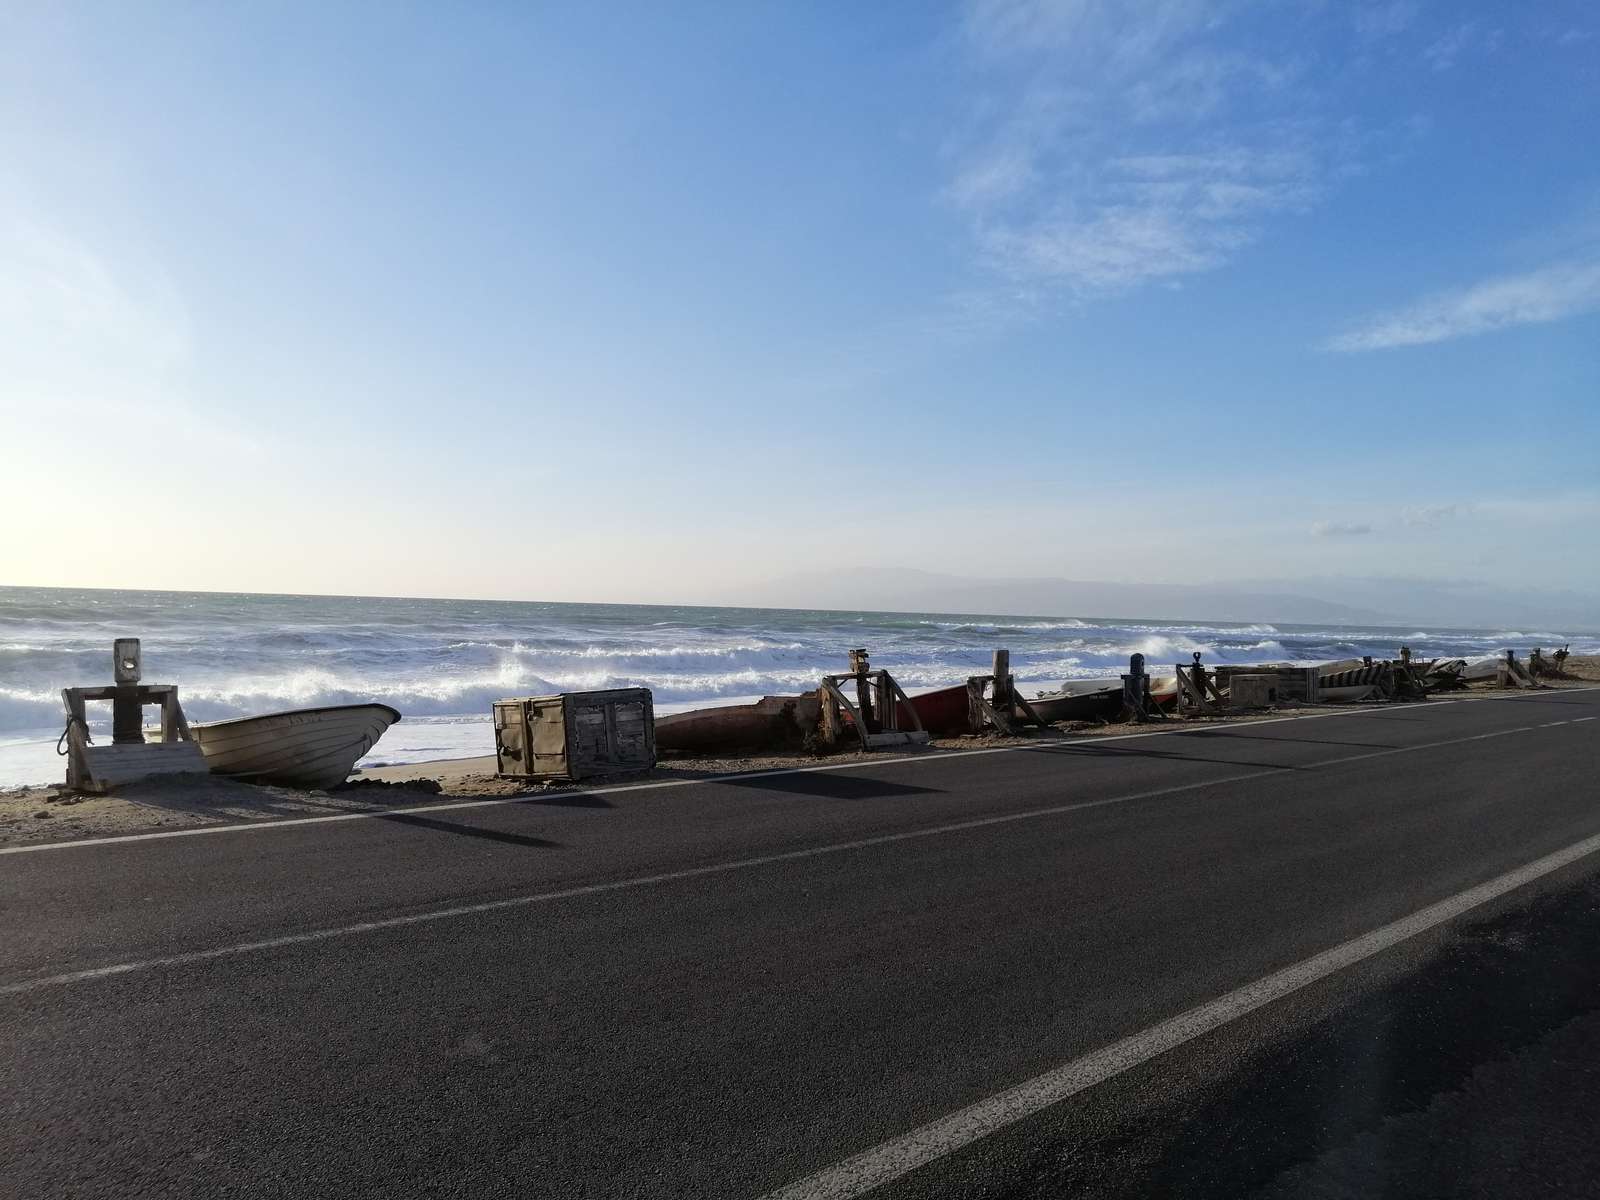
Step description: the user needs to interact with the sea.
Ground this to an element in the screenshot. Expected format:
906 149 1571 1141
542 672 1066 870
3 585 1594 788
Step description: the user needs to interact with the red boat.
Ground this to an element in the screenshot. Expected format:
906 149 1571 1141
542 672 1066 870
896 684 971 736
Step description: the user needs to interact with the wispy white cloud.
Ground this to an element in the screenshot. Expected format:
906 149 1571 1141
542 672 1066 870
0 214 272 460
946 1 1343 298
973 139 1323 291
0 219 191 380
964 0 1224 64
1311 520 1374 537
1351 1 1420 39
1472 492 1600 524
945 149 1037 209
1401 503 1469 527
1326 259 1600 351
1422 22 1501 71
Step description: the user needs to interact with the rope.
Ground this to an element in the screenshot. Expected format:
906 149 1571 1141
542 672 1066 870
56 715 90 757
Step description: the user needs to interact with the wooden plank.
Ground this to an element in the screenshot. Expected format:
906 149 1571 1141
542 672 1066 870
965 676 1014 735
861 731 929 748
991 651 1011 713
78 742 207 792
1012 692 1048 729
883 672 924 733
820 677 865 750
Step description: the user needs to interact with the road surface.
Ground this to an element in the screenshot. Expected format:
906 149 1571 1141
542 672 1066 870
4 688 1599 1198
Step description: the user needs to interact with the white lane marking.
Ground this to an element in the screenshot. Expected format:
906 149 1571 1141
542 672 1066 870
1574 716 1597 724
8 687 1597 857
0 719 1574 997
758 827 1600 1200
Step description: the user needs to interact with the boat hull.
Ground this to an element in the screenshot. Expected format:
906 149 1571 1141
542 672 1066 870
899 684 972 736
1317 662 1385 703
192 703 401 789
655 695 821 755
1022 679 1122 723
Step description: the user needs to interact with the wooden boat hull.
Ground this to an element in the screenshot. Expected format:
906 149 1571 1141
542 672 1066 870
898 684 972 736
191 703 401 789
1022 679 1122 723
1317 662 1384 703
655 694 821 755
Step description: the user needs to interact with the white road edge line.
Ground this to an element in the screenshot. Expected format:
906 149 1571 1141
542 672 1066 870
7 687 1596 857
0 720 1574 997
757 827 1600 1200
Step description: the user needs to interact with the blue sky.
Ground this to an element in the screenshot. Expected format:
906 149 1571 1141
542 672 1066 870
2 1 1597 605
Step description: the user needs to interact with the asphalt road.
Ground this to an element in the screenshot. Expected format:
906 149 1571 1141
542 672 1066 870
3 689 1599 1198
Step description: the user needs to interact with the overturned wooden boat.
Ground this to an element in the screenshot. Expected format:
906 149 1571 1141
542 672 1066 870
898 683 972 736
1023 679 1123 723
1015 674 1179 723
1316 661 1384 702
191 703 401 789
1457 655 1503 682
655 694 821 755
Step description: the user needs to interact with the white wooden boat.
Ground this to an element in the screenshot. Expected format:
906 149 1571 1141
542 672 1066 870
1458 654 1503 682
191 703 401 789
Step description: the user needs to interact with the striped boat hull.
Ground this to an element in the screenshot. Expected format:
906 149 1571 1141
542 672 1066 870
1318 662 1386 702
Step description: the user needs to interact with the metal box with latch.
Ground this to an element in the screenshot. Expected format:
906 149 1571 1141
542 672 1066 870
1227 674 1280 708
493 688 655 781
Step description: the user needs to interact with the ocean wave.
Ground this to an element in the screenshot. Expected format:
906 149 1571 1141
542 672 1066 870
918 619 1095 632
3 588 1592 736
0 686 63 732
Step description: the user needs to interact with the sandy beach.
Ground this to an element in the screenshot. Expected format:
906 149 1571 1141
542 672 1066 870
5 659 1594 849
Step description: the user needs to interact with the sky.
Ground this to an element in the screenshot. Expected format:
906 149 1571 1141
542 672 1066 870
2 0 1597 608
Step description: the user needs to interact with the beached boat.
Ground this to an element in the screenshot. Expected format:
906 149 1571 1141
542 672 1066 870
191 703 401 789
900 683 971 736
1458 654 1503 682
655 694 821 755
1149 675 1179 710
1023 679 1123 723
1316 661 1383 702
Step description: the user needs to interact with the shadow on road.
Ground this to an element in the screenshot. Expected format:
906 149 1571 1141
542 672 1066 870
1177 730 1399 750
377 811 561 848
508 791 616 809
996 870 1600 1200
714 772 942 800
1027 742 1302 772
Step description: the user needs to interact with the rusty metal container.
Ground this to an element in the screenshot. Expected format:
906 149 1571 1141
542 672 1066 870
493 688 654 781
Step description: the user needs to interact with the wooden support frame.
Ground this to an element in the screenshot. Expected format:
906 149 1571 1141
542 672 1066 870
1496 650 1538 690
818 663 929 751
1175 658 1226 716
60 683 203 793
964 674 1049 735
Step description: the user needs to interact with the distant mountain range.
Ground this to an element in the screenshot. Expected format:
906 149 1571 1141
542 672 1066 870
720 568 1599 631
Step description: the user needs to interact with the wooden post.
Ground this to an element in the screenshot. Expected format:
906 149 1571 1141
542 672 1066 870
966 676 1014 735
848 649 875 731
991 649 1011 714
1121 653 1149 723
820 683 841 746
